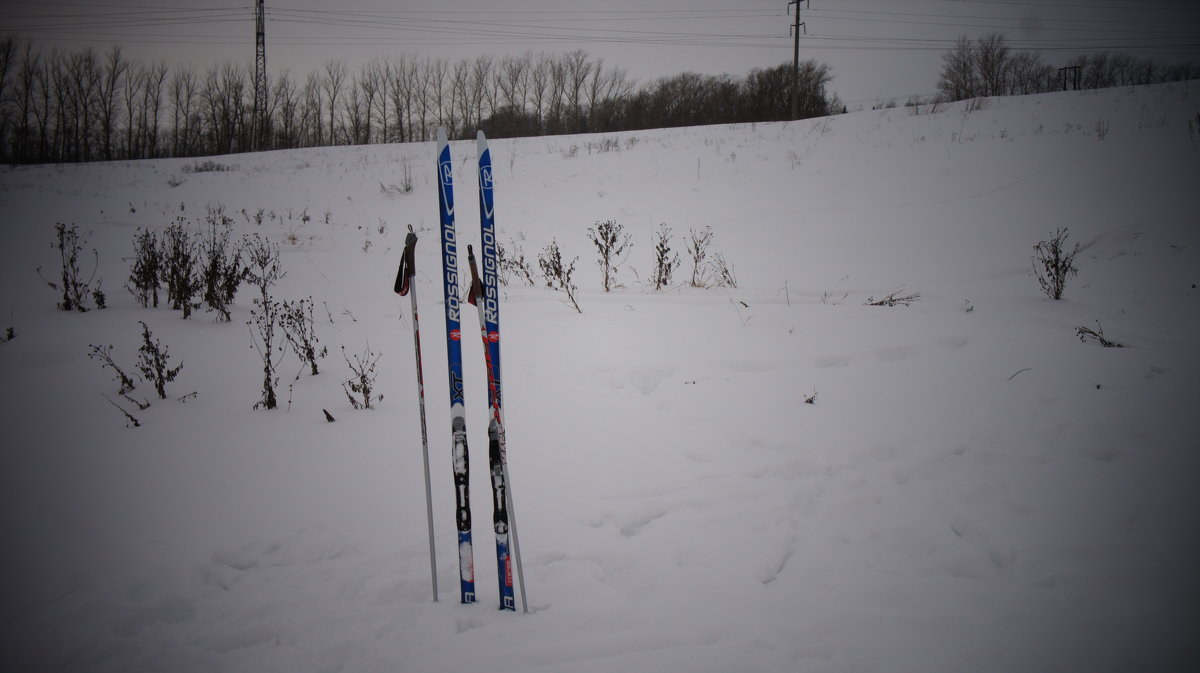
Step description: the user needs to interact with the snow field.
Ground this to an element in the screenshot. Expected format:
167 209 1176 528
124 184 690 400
1 82 1198 672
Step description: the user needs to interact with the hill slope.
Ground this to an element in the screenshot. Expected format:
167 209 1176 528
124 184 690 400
2 83 1198 673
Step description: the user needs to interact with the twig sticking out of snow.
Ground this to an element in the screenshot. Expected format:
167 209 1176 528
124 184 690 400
1077 321 1123 348
864 290 921 307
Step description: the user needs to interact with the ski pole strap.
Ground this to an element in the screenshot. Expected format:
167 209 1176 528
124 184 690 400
466 244 484 307
395 225 418 296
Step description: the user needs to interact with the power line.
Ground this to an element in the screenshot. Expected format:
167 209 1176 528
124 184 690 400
2 1 1194 60
811 7 1200 29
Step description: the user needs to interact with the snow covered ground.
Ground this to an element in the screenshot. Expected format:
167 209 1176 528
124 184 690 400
2 82 1198 673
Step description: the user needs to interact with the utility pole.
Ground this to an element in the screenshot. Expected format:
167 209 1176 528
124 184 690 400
1058 65 1081 91
253 0 268 151
789 0 808 120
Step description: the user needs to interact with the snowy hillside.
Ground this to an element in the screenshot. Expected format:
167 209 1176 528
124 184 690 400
2 82 1198 673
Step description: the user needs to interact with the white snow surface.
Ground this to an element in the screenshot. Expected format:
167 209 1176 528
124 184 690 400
2 84 1199 673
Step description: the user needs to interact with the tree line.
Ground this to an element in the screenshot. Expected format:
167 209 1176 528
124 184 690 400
4 30 1192 165
0 37 838 164
936 32 1196 102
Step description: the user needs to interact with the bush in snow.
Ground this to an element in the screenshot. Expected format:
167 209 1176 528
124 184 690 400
1033 228 1080 300
162 220 203 318
711 252 737 289
89 340 151 427
499 237 537 287
136 321 183 400
686 226 714 288
651 223 681 291
200 206 247 322
341 344 382 410
538 238 582 313
244 233 286 302
127 228 162 308
89 343 138 396
587 219 632 292
280 297 326 376
38 223 106 312
248 297 287 410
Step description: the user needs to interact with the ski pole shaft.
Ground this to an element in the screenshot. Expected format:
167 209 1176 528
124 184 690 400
397 225 438 603
503 462 528 613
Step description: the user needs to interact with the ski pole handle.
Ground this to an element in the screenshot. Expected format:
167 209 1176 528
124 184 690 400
466 244 484 306
395 224 417 296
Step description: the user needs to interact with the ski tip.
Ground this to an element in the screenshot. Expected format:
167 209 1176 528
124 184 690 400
476 130 488 154
437 127 448 147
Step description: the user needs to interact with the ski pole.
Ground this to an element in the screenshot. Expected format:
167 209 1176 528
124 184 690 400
395 224 438 603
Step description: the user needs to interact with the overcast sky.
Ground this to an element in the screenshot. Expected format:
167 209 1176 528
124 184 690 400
4 0 1198 108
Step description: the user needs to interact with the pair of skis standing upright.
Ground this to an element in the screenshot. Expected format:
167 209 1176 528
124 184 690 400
395 129 527 613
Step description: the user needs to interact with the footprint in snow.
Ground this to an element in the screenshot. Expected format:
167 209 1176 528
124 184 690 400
876 344 916 362
630 365 675 396
814 355 851 369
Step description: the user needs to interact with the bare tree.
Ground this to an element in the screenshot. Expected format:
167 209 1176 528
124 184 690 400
427 57 449 137
272 70 298 148
586 59 633 131
32 47 53 160
412 58 434 142
472 54 496 136
1007 51 1051 95
794 61 833 119
499 52 531 116
97 45 125 160
11 41 40 162
546 54 569 134
65 47 101 161
1083 51 1113 90
199 62 248 155
301 71 323 147
938 35 977 101
363 57 387 143
384 55 414 143
121 62 145 158
140 60 167 157
322 58 347 145
563 50 592 133
529 53 550 132
451 58 471 136
0 35 15 156
976 33 1010 97
344 76 368 145
169 65 197 156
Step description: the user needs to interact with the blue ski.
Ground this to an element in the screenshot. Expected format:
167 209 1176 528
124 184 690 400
472 131 527 612
436 128 475 604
